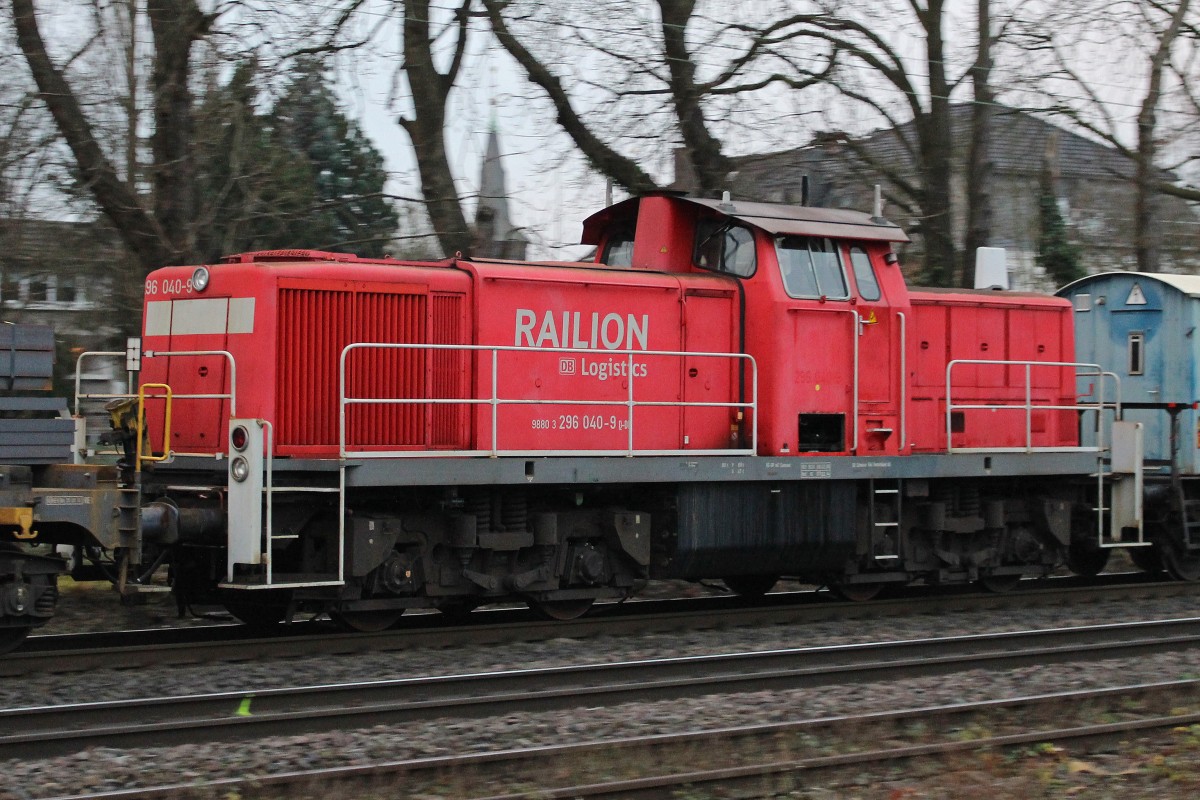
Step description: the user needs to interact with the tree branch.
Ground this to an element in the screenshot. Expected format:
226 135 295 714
11 0 171 272
481 0 657 193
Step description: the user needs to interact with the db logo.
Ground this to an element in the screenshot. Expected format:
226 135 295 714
559 358 576 375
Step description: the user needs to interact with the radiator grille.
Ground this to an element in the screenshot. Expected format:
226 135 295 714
430 293 468 445
278 287 351 447
278 285 465 450
347 291 427 447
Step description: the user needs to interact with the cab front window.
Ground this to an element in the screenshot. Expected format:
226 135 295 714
778 236 849 299
849 246 881 301
693 220 756 277
600 228 635 267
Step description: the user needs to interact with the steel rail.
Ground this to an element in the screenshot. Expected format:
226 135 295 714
474 710 1200 800
34 679 1200 800
12 575 1198 677
6 617 1200 760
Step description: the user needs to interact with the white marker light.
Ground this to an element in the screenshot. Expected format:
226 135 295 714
230 456 250 482
191 266 210 292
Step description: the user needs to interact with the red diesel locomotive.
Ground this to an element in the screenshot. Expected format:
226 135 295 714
56 192 1127 631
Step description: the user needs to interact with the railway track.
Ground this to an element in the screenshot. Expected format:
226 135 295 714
11 574 1198 676
5 616 1200 762
27 678 1200 799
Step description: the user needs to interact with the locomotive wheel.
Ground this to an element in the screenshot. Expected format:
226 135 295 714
0 626 30 655
531 598 594 621
1067 544 1111 577
829 582 885 602
330 609 405 632
1160 541 1200 582
723 575 779 598
977 574 1021 593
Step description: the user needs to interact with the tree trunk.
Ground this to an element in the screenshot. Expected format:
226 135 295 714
1134 0 1190 273
12 0 172 274
147 0 210 265
917 0 957 286
963 0 993 288
401 0 472 258
658 0 733 196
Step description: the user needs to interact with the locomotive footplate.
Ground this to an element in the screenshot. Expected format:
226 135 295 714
156 451 1104 489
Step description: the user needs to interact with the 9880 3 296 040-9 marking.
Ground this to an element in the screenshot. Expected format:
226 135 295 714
531 415 631 431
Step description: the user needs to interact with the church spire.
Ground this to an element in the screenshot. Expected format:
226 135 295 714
474 118 527 260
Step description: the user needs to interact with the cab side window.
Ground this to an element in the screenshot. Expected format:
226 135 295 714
849 246 881 301
778 236 849 299
693 220 756 277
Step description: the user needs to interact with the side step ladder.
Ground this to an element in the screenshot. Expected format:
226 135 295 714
1174 482 1200 549
869 478 902 563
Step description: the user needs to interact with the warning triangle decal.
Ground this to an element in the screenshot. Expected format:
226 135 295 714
1125 283 1147 306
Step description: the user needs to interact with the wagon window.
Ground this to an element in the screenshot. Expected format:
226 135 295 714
693 220 756 277
849 247 881 301
777 236 849 300
1128 332 1144 376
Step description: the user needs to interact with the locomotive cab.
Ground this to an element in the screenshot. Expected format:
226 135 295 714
584 193 912 457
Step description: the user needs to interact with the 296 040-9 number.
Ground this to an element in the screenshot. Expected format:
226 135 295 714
144 277 194 296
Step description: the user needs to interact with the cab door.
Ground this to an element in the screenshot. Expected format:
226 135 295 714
165 297 231 454
682 288 737 449
845 245 900 453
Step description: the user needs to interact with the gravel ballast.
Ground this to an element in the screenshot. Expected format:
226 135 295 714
4 588 1200 798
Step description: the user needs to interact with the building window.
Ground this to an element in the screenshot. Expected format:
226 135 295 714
0 272 17 304
58 276 77 304
26 276 47 303
1128 332 1144 376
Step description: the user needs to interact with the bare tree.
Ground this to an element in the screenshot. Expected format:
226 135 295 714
483 0 1009 284
964 0 995 288
480 0 657 194
291 0 476 257
1014 0 1197 272
1134 0 1191 272
11 0 214 274
482 0 833 197
399 0 473 256
748 0 965 285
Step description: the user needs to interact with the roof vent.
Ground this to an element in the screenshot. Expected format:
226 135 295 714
974 247 1009 291
222 249 362 264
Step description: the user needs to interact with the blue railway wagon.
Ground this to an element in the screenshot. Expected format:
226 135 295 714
1059 273 1200 473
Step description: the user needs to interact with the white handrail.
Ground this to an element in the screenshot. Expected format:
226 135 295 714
338 342 758 459
74 349 239 461
897 311 907 452
944 359 1120 453
75 349 238 417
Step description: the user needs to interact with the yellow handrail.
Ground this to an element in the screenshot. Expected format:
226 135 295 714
136 383 173 470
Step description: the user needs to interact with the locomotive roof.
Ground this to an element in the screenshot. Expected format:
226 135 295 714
581 194 909 244
1059 271 1200 298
